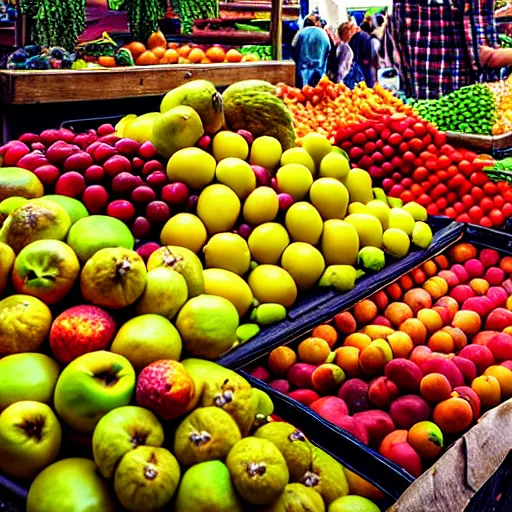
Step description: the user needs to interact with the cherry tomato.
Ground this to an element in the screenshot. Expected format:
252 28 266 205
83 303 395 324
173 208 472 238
483 181 498 196
447 192 457 204
436 197 448 209
400 191 415 203
429 175 440 186
403 151 416 163
440 144 456 155
480 216 493 228
450 151 464 163
504 188 512 202
444 207 456 219
502 202 512 218
364 141 377 154
427 144 439 155
453 202 465 213
462 194 474 208
469 171 488 186
456 213 471 223
417 193 432 206
494 195 505 209
413 167 428 181
420 151 434 161
468 205 484 222
489 209 505 227
426 158 438 171
446 165 459 178
413 123 427 136
388 133 403 146
427 203 439 215
479 197 494 212
402 177 413 188
447 174 466 189
409 138 424 153
382 178 394 191
471 187 485 201
436 170 447 181
421 180 432 192
398 142 409 153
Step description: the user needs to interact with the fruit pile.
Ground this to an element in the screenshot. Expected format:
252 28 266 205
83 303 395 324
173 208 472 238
248 242 512 478
0 79 434 329
487 75 512 135
333 113 512 228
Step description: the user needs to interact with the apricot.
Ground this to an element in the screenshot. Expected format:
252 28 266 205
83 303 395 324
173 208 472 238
420 373 452 402
404 288 432 314
408 420 443 459
359 339 393 374
312 364 346 393
359 324 395 340
354 410 395 446
486 332 512 361
387 331 414 359
432 306 452 325
434 255 450 270
353 299 378 325
298 337 331 365
268 346 297 375
507 296 512 312
433 397 473 433
451 310 482 336
423 277 449 299
399 275 414 291
368 376 399 409
334 311 357 335
288 388 320 406
338 378 369 413
427 330 454 353
458 345 495 374
437 270 459 288
410 268 426 285
389 395 431 429
452 386 481 419
420 357 464 388
417 308 444 332
310 396 349 423
480 248 500 268
484 365 512 399
410 345 433 367
471 374 501 408
372 290 389 311
386 282 403 301
399 318 428 346
469 278 489 295
344 333 372 352
379 430 422 477
442 326 467 351
422 260 438 276
499 255 512 274
312 324 338 348
384 302 414 327
385 358 423 392
448 242 477 263
485 308 512 331
505 326 512 335
344 468 384 501
334 346 361 377
450 355 477 383
287 363 316 388
435 296 459 318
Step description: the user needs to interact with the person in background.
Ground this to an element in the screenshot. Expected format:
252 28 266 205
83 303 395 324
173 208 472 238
349 21 377 87
371 14 386 68
292 15 332 88
336 22 355 83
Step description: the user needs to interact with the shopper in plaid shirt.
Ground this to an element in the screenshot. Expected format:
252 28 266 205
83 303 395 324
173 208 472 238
389 0 512 99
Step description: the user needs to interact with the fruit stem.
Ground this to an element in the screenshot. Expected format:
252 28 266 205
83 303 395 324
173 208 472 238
302 471 320 487
190 431 212 446
116 258 132 279
289 430 307 442
246 462 266 477
144 464 158 480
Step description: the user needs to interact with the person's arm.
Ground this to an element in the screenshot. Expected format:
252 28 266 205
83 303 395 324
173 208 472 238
338 45 353 79
479 45 512 68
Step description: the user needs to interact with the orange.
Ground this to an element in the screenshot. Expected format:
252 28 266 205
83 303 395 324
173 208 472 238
206 46 226 63
135 51 159 66
151 46 166 59
147 31 166 49
178 45 192 58
188 48 206 63
164 48 179 64
168 42 180 50
226 49 243 63
125 41 146 60
97 56 116 68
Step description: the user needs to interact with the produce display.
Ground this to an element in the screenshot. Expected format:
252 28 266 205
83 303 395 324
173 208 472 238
487 75 512 136
248 241 512 478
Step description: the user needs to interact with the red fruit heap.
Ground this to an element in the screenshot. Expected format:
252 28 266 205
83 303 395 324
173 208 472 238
249 242 512 478
334 114 511 228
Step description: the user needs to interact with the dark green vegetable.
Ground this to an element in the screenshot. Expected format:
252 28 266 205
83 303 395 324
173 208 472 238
179 0 219 35
126 0 162 43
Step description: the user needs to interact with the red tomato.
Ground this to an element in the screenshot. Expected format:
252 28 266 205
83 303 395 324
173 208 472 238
427 144 439 155
450 151 464 163
440 144 456 155
468 205 484 222
403 151 416 163
375 140 384 149
429 175 440 186
413 167 428 181
479 197 494 212
446 192 457 204
502 202 512 218
504 188 512 202
409 138 424 153
462 194 474 208
436 197 448 209
400 191 415 203
421 180 432 192
480 216 493 228
410 183 423 197
489 209 505 227
469 172 489 186
414 157 424 168
438 155 451 169
447 174 466 189
426 158 438 171
497 181 509 193
434 132 447 146
436 170 448 181
456 213 471 223
493 195 505 209
471 187 485 201
465 150 478 162
459 160 474 176
427 203 439 215
417 193 432 206
453 202 465 213
388 133 403 146
444 207 456 219
420 151 434 161
413 122 427 136
403 128 415 139
446 165 459 178
432 183 448 198
483 181 498 196
391 156 403 168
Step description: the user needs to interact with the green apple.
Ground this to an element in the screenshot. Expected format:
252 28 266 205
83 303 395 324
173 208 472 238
0 400 62 480
27 458 116 512
92 405 165 478
54 350 136 435
0 353 60 410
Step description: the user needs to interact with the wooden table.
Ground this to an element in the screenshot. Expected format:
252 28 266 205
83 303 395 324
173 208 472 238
0 61 295 142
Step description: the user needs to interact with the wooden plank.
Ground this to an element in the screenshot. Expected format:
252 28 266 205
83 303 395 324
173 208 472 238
271 0 284 60
0 61 295 105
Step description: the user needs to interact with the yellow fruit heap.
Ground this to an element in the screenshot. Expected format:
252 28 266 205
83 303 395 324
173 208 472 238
487 75 512 136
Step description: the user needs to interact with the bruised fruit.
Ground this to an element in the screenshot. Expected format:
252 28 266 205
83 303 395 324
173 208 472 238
80 247 147 309
227 437 289 505
114 446 180 512
0 167 44 202
255 422 312 481
174 407 241 467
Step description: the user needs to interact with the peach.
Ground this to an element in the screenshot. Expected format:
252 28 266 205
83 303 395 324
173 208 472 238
268 346 297 376
334 311 357 335
437 270 459 288
480 248 500 268
372 290 389 311
385 358 423 392
298 337 331 365
410 346 433 367
433 397 473 433
427 330 455 353
420 372 452 402
417 308 444 332
353 299 378 325
408 420 444 459
484 365 512 399
399 318 428 346
450 284 475 303
432 306 452 325
404 288 432 314
269 379 290 394
354 410 395 446
287 363 316 388
423 277 449 299
472 330 496 346
389 395 432 429
499 255 512 273
450 356 477 383
312 364 346 393
442 326 467 350
451 264 470 283
435 255 450 270
337 378 369 413
435 296 459 319
399 275 414 291
386 282 404 301
410 268 427 286
469 278 489 295
334 346 361 377
368 376 399 409
452 386 481 419
387 331 414 358
310 396 349 422
359 339 393 374
422 260 438 277
471 374 501 408
344 468 384 501
452 309 482 335
485 308 512 331
332 415 369 444
288 389 320 406
487 286 508 308
420 357 465 388
312 324 338 348
373 315 393 327
250 366 271 382
501 360 512 371
458 345 495 374
344 333 372 352
462 296 494 317
448 242 477 263
379 430 423 477
484 267 505 286
385 302 414 327
464 259 485 278
359 325 395 340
